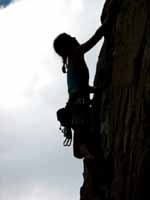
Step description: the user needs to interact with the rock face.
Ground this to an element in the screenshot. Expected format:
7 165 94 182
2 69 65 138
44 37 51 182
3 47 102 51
80 0 150 199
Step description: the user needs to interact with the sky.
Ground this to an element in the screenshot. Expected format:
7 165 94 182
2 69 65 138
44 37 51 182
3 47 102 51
0 0 105 199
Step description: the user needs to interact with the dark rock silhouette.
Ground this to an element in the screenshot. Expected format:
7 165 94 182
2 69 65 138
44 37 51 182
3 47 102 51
80 0 150 199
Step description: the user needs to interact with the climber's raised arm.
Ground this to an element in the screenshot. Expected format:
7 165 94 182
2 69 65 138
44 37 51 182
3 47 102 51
75 22 108 55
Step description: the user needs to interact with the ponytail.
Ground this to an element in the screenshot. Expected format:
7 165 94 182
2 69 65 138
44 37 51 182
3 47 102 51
62 56 67 73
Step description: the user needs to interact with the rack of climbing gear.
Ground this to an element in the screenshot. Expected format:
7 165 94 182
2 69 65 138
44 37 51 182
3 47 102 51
57 107 72 147
59 126 72 146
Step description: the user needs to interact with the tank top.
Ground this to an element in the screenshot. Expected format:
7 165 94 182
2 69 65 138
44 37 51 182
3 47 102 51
67 57 89 98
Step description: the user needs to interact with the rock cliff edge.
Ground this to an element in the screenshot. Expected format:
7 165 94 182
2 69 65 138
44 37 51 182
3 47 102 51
80 0 150 199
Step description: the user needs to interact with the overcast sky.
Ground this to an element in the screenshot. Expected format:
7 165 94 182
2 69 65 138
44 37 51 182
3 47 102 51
0 0 105 199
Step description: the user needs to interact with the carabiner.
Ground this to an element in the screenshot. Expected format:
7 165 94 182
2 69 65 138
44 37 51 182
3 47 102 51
63 138 72 147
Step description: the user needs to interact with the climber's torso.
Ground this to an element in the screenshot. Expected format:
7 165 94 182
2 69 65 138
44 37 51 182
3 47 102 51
67 54 89 98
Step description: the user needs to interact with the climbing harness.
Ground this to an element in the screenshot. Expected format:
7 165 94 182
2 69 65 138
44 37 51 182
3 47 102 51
56 94 94 147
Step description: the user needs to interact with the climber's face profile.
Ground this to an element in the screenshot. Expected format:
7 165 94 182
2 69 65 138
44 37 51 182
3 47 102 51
53 33 79 57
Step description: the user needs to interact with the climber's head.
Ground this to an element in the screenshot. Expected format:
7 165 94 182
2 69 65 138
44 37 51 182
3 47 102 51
53 33 79 73
53 33 79 57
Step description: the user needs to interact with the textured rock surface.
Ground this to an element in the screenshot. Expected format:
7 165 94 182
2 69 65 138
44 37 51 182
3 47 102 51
80 0 150 199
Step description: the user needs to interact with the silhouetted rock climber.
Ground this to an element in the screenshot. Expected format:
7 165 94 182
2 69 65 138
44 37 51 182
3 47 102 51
54 22 108 159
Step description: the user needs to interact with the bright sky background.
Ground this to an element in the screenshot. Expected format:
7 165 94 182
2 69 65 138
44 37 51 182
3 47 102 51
0 0 105 199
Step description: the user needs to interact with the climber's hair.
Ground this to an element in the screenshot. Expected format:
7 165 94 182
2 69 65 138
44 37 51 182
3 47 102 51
53 33 69 73
53 33 79 73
